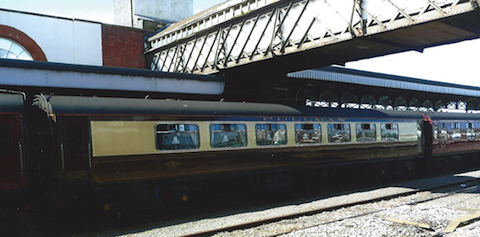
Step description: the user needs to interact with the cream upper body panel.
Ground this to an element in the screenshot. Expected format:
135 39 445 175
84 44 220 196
91 120 420 157
91 121 158 157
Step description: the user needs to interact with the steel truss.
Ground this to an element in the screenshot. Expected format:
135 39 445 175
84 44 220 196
146 0 480 74
306 95 469 112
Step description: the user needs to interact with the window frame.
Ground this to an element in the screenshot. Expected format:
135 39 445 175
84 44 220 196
467 122 475 140
295 123 321 145
155 122 200 152
356 123 377 143
327 123 351 143
210 123 248 149
255 123 287 146
450 122 462 141
380 123 399 141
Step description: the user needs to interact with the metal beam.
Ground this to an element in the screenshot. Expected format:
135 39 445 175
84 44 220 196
146 0 480 75
0 59 224 95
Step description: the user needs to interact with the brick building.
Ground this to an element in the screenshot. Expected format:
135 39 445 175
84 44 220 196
0 0 193 69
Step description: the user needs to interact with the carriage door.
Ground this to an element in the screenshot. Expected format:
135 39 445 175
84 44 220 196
58 116 90 182
0 115 24 190
423 120 433 158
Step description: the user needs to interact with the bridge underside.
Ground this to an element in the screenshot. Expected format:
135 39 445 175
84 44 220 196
146 0 480 109
219 8 480 77
147 0 480 77
218 9 480 107
248 11 480 74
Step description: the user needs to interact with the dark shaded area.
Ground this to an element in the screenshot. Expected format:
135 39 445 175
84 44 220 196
1 154 479 237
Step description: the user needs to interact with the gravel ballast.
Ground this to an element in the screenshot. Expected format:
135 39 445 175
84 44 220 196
118 170 480 237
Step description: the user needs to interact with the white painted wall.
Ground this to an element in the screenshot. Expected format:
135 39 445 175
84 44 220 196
134 0 192 22
114 0 193 28
114 0 133 27
0 10 102 66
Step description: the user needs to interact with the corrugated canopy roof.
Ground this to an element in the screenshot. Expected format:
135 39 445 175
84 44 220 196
287 66 480 98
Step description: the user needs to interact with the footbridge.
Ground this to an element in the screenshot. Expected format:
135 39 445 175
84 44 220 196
146 0 480 76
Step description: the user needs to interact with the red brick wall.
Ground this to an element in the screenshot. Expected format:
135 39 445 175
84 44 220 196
102 25 146 69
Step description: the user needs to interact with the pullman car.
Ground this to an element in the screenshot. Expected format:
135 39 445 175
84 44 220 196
29 95 423 185
1 92 480 211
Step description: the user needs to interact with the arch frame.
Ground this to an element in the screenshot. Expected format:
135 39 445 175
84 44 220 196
0 25 47 61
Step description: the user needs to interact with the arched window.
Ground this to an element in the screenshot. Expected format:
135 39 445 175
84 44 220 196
0 25 47 61
0 37 33 60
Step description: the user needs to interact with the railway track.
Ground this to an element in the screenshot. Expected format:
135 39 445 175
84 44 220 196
114 170 480 237
184 178 480 237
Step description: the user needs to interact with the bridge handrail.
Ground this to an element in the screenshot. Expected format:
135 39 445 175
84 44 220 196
148 0 279 51
146 0 479 75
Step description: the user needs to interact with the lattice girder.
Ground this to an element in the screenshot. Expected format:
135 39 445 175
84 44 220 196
147 0 479 74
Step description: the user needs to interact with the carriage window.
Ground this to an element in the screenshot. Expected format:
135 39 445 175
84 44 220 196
256 124 287 146
328 123 351 143
356 123 376 142
451 122 462 140
0 124 13 157
381 123 399 141
156 123 199 151
295 123 321 144
467 123 475 140
210 124 247 148
433 125 439 140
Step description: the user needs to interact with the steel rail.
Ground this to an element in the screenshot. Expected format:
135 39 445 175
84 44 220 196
180 177 480 237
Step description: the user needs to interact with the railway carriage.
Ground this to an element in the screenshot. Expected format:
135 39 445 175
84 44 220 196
428 112 480 168
2 92 480 211
28 95 425 186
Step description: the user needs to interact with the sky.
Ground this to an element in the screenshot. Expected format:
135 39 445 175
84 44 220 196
194 0 225 14
345 39 480 87
2 0 114 23
1 0 223 22
1 0 479 87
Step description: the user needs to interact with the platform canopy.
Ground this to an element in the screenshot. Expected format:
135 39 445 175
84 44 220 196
0 59 224 97
285 66 480 111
